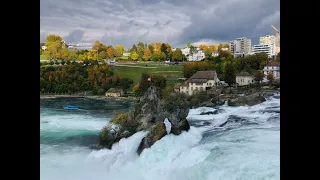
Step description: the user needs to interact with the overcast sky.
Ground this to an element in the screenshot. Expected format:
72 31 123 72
40 0 280 48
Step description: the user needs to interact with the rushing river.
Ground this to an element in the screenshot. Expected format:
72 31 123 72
40 95 280 180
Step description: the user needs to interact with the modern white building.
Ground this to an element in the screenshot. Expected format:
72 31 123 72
187 50 205 61
263 61 280 80
41 46 47 50
123 52 130 57
260 35 276 45
229 37 252 57
236 72 254 86
212 52 219 57
178 71 220 95
252 43 276 58
181 47 190 56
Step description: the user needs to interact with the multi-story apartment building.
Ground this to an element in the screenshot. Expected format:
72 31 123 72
178 71 220 95
229 37 252 57
263 61 280 80
181 47 190 56
252 43 276 58
259 35 276 45
187 50 205 61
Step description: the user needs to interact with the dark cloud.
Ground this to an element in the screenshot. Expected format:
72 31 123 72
63 29 85 43
40 0 279 48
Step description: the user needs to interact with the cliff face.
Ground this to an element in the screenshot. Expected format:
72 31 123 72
98 86 190 155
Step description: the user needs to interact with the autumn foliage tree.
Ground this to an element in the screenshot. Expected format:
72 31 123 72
107 47 114 59
143 47 152 61
172 48 183 61
183 61 210 78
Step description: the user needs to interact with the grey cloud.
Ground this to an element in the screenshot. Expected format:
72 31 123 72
63 29 85 43
40 0 279 48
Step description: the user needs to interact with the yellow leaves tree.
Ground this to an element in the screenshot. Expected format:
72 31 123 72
107 47 114 59
155 42 162 52
209 45 216 52
131 52 139 61
116 45 125 56
45 34 63 48
199 45 208 51
143 47 151 61
93 53 97 60
87 51 93 60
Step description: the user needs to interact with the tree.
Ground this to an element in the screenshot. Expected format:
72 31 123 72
45 34 63 48
190 45 197 55
107 47 114 59
160 52 167 61
218 44 223 51
161 43 167 53
92 41 103 53
186 42 191 48
131 52 139 61
204 49 213 59
223 43 229 48
254 71 264 83
148 44 154 54
267 72 274 84
131 44 137 52
137 42 145 60
224 62 236 85
172 48 183 61
98 51 106 60
276 52 280 62
143 47 152 61
116 45 125 56
209 45 216 52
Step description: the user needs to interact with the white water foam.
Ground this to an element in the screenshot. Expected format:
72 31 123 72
40 96 280 180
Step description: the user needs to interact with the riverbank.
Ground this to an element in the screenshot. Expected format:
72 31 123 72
40 95 138 102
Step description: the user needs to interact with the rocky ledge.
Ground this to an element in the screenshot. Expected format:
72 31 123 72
98 86 190 155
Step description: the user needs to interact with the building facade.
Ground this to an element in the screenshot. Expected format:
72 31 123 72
263 61 280 80
252 43 276 58
187 50 205 61
105 88 124 97
259 35 276 45
179 71 220 95
236 72 254 86
181 47 190 56
229 37 252 57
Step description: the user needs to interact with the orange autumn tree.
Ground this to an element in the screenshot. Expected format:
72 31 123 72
143 47 152 61
107 47 114 59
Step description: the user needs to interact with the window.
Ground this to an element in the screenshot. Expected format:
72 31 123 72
207 83 208 85
191 87 193 90
209 83 212 86
196 87 198 90
200 87 203 90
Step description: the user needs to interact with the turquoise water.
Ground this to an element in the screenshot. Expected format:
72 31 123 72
40 96 280 180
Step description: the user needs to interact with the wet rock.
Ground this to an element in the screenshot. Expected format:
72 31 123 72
137 122 167 155
228 93 266 106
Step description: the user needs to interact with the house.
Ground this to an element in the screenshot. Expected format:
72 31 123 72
236 72 254 86
105 88 124 97
263 61 280 80
187 50 205 61
41 46 47 50
178 71 220 95
123 52 130 57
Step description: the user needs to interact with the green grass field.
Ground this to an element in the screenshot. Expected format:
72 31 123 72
40 54 48 60
113 64 184 85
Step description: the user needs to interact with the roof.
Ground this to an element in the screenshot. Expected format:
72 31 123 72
265 61 280 67
106 88 123 93
237 72 253 77
189 71 218 83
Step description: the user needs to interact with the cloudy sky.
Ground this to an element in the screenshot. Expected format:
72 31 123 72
40 0 280 48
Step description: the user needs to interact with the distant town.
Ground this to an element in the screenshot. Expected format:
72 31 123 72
40 25 280 98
